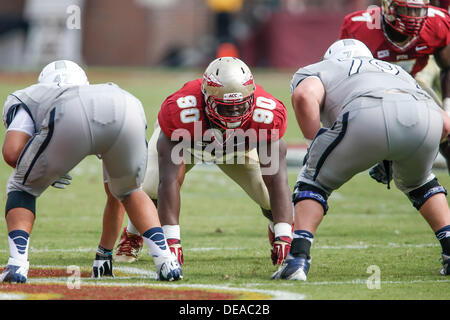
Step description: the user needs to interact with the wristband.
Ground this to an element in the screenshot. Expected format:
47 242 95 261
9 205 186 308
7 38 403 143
162 225 180 240
274 222 293 239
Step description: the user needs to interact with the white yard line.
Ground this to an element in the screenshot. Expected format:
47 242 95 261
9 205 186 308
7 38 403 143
0 242 439 254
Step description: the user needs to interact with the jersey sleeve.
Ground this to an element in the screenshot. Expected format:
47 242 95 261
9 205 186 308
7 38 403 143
157 79 205 140
6 107 34 136
158 94 181 139
425 7 450 48
3 93 24 129
290 66 320 94
268 98 287 141
252 87 288 142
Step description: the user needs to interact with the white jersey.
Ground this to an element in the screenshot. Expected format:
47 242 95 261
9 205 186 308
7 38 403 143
291 57 431 127
5 83 148 200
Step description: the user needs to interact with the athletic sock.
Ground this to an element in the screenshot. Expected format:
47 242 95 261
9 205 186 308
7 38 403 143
96 245 113 258
142 227 171 258
126 219 140 236
435 225 450 255
8 230 30 262
290 230 314 259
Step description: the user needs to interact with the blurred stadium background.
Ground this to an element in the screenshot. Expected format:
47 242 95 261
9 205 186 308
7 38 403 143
0 0 381 70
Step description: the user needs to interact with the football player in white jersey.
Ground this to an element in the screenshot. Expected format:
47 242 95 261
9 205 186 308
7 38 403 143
272 39 450 281
0 60 182 283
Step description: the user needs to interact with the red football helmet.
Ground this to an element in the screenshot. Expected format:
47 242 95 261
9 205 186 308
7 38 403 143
201 57 256 130
382 0 429 37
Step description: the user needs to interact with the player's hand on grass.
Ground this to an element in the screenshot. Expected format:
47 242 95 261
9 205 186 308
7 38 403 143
155 254 183 281
271 236 292 265
91 254 114 278
167 238 184 266
369 161 392 187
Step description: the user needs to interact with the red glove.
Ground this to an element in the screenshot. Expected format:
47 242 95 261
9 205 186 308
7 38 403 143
167 238 184 266
271 236 292 265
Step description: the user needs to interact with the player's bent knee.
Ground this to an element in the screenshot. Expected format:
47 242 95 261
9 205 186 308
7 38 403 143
261 207 273 221
292 182 329 214
5 191 36 216
407 178 447 210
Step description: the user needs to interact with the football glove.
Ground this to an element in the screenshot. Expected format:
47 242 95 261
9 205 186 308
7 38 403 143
369 161 392 189
154 254 183 281
91 254 114 278
271 236 292 265
167 238 184 266
51 173 72 189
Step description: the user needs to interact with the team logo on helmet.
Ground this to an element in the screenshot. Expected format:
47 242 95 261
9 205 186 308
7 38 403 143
204 73 224 88
242 74 254 86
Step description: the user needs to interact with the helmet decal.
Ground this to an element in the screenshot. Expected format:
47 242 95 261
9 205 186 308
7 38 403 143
204 73 224 88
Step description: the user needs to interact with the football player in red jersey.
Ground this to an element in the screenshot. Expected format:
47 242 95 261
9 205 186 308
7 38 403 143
340 0 450 172
106 57 293 269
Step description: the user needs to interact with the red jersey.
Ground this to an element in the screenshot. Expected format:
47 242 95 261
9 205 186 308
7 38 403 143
158 79 287 146
340 6 450 76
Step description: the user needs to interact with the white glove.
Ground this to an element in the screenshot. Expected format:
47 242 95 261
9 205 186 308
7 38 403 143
154 254 183 281
51 173 72 189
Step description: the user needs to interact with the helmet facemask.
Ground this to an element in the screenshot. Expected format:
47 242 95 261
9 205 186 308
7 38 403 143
205 94 255 129
382 0 429 37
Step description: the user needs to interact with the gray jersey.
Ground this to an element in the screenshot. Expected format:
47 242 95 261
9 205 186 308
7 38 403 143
290 57 431 127
292 57 443 197
4 83 148 200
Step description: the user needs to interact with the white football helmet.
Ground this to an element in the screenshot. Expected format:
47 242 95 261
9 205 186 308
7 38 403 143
38 60 89 86
323 39 373 60
201 57 256 129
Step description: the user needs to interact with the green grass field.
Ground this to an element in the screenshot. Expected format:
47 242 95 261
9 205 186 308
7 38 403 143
0 68 449 300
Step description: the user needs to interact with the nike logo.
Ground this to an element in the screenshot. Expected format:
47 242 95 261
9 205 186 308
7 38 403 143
416 46 428 51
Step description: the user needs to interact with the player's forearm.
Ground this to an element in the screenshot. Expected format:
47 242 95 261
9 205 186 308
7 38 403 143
265 177 292 224
261 140 292 224
441 69 450 111
293 102 321 140
157 181 181 225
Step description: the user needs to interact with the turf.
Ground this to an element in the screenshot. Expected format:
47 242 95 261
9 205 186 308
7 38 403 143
0 69 449 300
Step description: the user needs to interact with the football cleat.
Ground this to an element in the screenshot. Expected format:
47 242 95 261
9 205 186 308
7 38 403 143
440 253 450 276
271 254 311 281
154 254 183 281
92 254 114 278
113 227 143 263
0 257 29 283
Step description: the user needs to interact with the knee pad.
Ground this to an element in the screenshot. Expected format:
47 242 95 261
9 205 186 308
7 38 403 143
292 182 329 214
5 191 36 216
407 178 447 210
